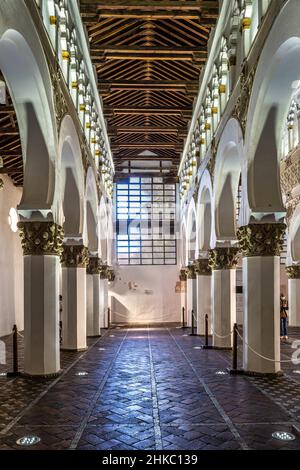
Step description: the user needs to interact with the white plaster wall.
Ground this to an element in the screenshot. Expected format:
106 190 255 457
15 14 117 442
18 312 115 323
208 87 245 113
110 265 180 324
0 175 23 336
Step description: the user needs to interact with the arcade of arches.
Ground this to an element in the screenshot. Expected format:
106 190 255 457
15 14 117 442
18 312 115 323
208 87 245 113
1 0 300 452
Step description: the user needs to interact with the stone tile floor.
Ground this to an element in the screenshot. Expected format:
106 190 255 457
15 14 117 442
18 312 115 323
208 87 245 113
0 326 300 450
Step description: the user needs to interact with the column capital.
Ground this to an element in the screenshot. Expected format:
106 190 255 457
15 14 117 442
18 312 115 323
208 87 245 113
17 221 64 256
194 258 211 275
61 244 89 268
87 256 101 275
209 247 239 270
286 265 300 279
186 263 197 279
107 266 115 282
179 268 187 281
237 223 286 257
100 263 109 279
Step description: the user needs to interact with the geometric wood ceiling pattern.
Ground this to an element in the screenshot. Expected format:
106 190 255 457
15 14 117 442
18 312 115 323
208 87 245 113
80 0 219 180
0 75 23 186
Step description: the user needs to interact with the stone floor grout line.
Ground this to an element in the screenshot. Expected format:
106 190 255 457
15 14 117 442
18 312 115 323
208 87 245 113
205 336 300 426
147 326 163 450
167 328 250 451
69 329 130 450
0 332 108 436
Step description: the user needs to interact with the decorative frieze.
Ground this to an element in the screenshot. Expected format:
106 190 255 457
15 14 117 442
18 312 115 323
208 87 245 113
286 265 300 279
86 256 101 275
186 264 197 279
61 245 89 268
194 258 211 275
18 221 64 256
232 61 257 134
209 247 239 270
237 223 286 257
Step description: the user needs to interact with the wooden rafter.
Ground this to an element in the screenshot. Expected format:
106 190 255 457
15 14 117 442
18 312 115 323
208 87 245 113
80 0 218 177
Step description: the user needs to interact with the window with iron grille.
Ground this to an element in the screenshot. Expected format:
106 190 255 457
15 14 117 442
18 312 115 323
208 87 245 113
116 177 176 265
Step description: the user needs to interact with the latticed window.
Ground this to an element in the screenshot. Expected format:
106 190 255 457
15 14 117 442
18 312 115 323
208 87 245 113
116 177 176 265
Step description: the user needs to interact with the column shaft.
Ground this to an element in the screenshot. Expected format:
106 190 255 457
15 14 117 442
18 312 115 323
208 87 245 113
18 221 63 376
196 274 211 335
238 223 285 374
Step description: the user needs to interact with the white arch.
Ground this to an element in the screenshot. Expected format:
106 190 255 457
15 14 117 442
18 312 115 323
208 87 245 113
196 170 214 254
245 0 300 219
186 198 197 263
85 167 99 254
57 115 85 240
0 17 57 216
99 196 108 262
214 118 244 239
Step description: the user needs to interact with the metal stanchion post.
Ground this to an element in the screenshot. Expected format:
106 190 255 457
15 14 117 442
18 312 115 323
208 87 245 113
189 309 197 336
229 323 244 375
7 324 21 377
181 306 188 329
107 307 111 329
202 314 213 349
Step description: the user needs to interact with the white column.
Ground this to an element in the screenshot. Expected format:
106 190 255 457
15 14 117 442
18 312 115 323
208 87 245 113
195 259 212 335
18 221 62 376
179 268 187 325
210 247 238 349
103 278 109 328
86 257 101 337
238 223 285 375
287 267 300 326
61 245 88 350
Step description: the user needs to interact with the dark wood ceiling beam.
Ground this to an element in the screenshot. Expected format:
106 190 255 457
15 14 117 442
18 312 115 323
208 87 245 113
104 107 192 116
81 1 218 12
109 127 183 134
96 11 203 20
115 156 179 161
0 128 19 136
0 106 14 114
92 53 206 62
112 143 182 149
0 149 22 156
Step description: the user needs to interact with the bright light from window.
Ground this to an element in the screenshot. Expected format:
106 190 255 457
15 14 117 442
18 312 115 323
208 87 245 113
8 208 18 233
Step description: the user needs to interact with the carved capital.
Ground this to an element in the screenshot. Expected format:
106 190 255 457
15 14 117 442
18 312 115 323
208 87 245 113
194 258 211 275
100 263 109 279
107 267 115 282
237 223 286 257
18 221 64 256
209 247 239 270
61 245 89 268
186 264 197 279
87 256 101 275
286 265 300 279
179 268 187 281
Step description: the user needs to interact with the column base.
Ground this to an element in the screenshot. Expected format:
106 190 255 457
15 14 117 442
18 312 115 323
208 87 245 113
60 347 88 352
201 345 232 350
20 369 63 379
243 369 283 378
87 334 101 338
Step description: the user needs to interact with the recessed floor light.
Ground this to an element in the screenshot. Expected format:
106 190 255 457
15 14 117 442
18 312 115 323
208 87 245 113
182 334 188 337
75 371 88 376
98 347 106 351
293 370 300 374
16 435 41 447
215 370 227 375
272 431 296 441
109 335 115 337
193 346 202 349
0 372 7 377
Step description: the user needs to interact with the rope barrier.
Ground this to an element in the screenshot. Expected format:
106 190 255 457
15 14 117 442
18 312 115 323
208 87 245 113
210 327 233 339
235 329 293 363
17 331 24 339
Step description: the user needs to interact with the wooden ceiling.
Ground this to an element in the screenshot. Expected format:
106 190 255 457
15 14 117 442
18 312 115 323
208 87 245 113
0 75 23 186
80 0 219 180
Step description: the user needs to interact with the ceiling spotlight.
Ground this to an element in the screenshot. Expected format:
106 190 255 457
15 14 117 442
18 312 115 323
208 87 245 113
16 435 41 447
272 431 296 441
